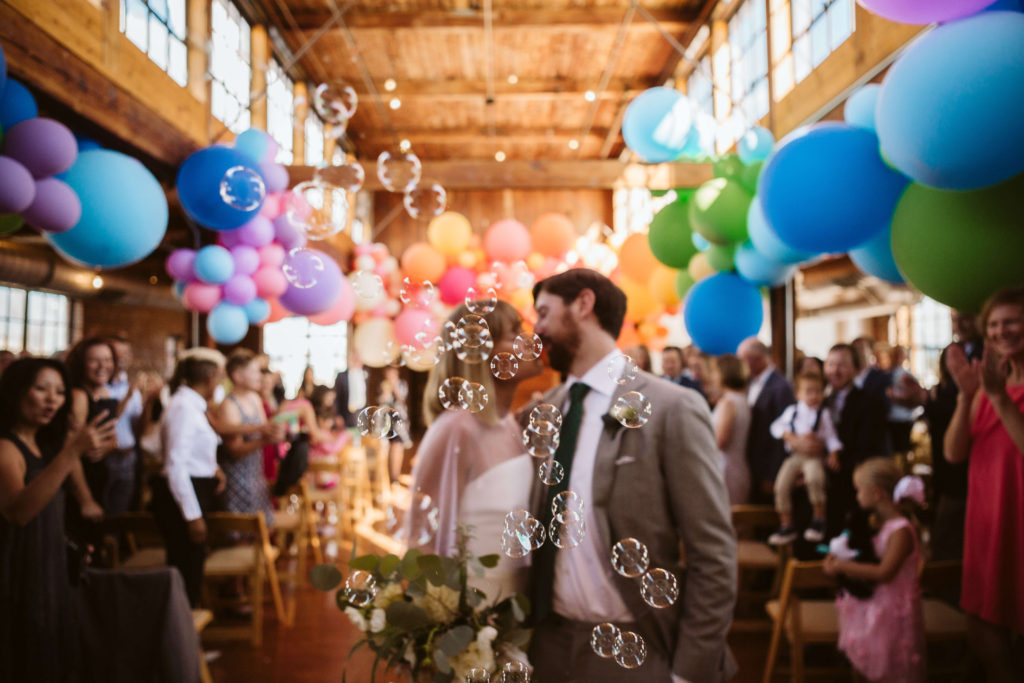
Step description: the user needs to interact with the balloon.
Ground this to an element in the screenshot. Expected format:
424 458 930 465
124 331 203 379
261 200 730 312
279 248 342 316
193 245 235 284
272 212 305 250
683 273 763 355
394 307 438 347
648 197 698 269
230 245 260 276
483 219 531 263
689 177 753 245
258 243 286 267
746 198 813 265
401 242 447 283
706 242 737 272
1 118 77 179
856 0 998 24
427 211 473 255
438 266 477 305
307 276 356 325
713 154 745 181
691 232 710 252
530 213 576 259
258 161 289 194
353 318 400 368
234 128 270 163
0 41 5 94
0 155 36 213
734 241 795 287
760 123 909 253
891 173 1024 312
649 265 681 307
618 233 660 284
244 297 271 325
737 127 774 164
207 302 249 344
876 12 1024 190
618 276 658 322
176 146 264 230
688 252 714 281
736 161 764 195
985 0 1022 10
166 249 197 281
622 87 692 163
182 282 222 313
234 214 274 247
222 274 257 305
48 150 167 268
74 135 103 152
0 213 24 235
844 84 880 132
850 224 904 284
20 178 81 233
0 80 38 131
675 269 695 298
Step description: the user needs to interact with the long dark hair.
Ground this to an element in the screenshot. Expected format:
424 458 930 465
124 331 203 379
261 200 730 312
65 336 117 389
168 356 221 394
0 358 72 454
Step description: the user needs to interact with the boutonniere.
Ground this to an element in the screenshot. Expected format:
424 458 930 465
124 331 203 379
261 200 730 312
602 412 624 435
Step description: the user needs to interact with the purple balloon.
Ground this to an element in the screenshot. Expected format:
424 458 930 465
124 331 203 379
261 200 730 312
219 230 241 248
231 245 260 275
279 248 341 316
0 155 36 213
259 161 289 194
21 178 81 233
166 248 197 281
223 274 257 305
273 213 306 250
858 0 998 24
1 118 78 179
236 214 274 247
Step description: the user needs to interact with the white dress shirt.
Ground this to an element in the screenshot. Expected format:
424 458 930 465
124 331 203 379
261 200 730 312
746 366 774 406
552 349 633 623
770 401 843 453
162 386 220 521
108 372 142 449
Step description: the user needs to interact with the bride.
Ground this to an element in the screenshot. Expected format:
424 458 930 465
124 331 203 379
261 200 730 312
404 300 542 602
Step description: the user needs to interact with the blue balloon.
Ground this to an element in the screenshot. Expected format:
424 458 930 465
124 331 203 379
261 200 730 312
876 12 1024 190
622 87 692 163
844 84 880 132
746 198 813 264
849 224 904 284
176 146 264 231
244 297 271 324
985 0 1022 11
734 241 795 287
691 232 710 251
74 134 103 152
683 272 763 355
193 245 235 284
48 150 167 268
760 123 909 253
0 80 38 131
737 126 775 164
0 41 6 95
234 128 270 163
207 302 249 344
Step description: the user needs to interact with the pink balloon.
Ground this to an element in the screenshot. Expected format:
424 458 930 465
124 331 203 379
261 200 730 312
258 243 286 267
236 215 275 247
252 265 288 299
262 138 280 164
266 296 293 323
438 266 477 305
21 178 81 233
166 248 197 281
260 193 284 217
857 0 998 24
259 161 289 194
223 274 257 305
394 307 438 348
308 276 357 326
484 218 531 263
218 229 241 248
182 282 222 313
231 245 260 275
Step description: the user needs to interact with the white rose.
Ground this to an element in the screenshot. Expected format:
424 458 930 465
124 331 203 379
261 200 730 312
476 626 498 647
412 583 460 624
369 608 386 633
344 607 368 632
373 582 405 610
403 642 417 668
449 642 495 682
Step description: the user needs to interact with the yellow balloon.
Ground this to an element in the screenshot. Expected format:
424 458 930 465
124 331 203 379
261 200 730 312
619 276 658 322
649 265 681 307
427 211 473 255
688 252 715 282
457 251 478 269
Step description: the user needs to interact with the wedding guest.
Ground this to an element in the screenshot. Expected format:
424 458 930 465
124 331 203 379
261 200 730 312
105 335 145 514
0 349 15 375
380 366 413 482
887 345 922 454
738 337 795 504
661 346 704 395
623 344 652 373
711 354 751 505
944 287 1024 683
529 269 736 682
796 355 824 377
0 358 115 681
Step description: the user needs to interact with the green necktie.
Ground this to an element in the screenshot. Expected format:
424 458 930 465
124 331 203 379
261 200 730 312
530 381 590 624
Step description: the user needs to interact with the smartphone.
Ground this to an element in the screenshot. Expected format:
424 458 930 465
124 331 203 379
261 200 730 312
88 397 120 426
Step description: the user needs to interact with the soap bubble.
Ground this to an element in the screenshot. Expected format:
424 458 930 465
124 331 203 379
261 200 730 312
500 529 531 559
287 181 349 240
607 353 639 385
457 314 489 340
590 622 622 658
465 287 498 315
458 381 488 413
611 391 652 429
377 151 422 193
512 333 543 361
640 568 679 608
552 490 583 515
503 509 545 556
490 352 519 380
465 668 491 683
315 162 365 193
350 270 384 299
549 509 586 549
383 407 407 441
220 166 266 211
313 81 358 124
613 631 647 669
400 277 437 306
438 320 459 352
496 660 529 683
343 570 377 607
455 315 493 363
282 248 324 289
403 182 447 220
538 459 564 486
405 491 440 545
522 420 559 458
356 405 392 438
611 538 650 578
438 377 467 410
529 403 562 429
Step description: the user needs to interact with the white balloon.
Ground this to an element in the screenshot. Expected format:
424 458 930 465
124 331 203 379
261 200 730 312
353 318 400 367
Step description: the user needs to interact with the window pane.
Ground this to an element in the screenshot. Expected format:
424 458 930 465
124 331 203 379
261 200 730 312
124 0 149 51
793 35 811 82
830 0 853 50
148 15 169 70
810 17 829 67
792 0 812 35
169 38 187 86
168 0 186 39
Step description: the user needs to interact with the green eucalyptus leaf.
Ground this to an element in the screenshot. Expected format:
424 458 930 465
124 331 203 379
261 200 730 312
348 555 379 572
379 553 400 578
477 554 500 568
465 587 485 607
433 648 451 674
310 564 343 591
406 580 426 599
385 601 432 631
401 548 423 579
436 624 474 657
418 554 446 586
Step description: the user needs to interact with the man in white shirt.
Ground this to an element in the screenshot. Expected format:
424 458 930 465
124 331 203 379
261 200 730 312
528 269 736 683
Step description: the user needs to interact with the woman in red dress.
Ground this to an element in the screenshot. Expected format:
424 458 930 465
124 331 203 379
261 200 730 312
945 286 1024 683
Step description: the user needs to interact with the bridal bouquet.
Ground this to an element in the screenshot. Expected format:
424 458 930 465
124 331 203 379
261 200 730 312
312 531 531 683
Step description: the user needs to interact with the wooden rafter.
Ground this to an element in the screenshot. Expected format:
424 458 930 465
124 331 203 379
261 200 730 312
348 77 658 98
286 8 696 31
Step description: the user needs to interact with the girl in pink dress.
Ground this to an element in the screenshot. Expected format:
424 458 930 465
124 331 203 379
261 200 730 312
825 457 926 682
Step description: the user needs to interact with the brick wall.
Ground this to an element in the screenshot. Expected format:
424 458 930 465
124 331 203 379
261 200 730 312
81 300 190 378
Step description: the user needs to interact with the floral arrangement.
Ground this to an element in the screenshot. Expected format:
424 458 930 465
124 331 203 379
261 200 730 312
312 529 531 682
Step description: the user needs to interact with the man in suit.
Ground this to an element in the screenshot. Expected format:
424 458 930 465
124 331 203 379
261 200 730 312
662 345 706 396
528 269 736 683
737 338 795 504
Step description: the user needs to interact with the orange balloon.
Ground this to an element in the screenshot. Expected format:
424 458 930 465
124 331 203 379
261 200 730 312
617 320 642 348
649 265 681 308
619 276 658 322
266 297 292 323
530 213 577 258
618 233 659 285
401 242 447 283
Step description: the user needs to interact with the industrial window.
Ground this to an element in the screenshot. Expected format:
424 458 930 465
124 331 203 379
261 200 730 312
120 0 188 86
0 286 70 357
728 0 770 130
792 0 854 84
262 317 348 398
266 60 295 164
209 0 252 134
305 113 325 166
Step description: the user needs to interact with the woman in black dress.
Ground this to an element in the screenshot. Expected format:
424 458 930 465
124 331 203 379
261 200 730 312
0 357 116 681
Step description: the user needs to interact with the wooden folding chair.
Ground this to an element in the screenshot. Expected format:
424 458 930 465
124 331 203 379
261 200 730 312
99 511 167 569
201 513 286 647
732 505 788 631
272 480 324 624
762 559 842 683
193 609 214 683
919 560 969 678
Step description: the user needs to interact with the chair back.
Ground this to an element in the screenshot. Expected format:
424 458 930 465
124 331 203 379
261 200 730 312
919 559 962 595
731 504 780 537
205 512 271 551
99 512 162 541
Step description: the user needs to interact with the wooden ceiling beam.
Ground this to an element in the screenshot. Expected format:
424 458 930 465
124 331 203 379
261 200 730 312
655 0 720 84
287 9 694 31
349 77 658 97
288 160 712 191
351 128 611 146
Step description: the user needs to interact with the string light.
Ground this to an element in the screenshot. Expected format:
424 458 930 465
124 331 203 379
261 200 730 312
507 74 518 84
389 98 401 110
399 139 412 152
92 275 103 289
568 139 580 150
384 78 396 91
495 150 506 162
584 90 596 102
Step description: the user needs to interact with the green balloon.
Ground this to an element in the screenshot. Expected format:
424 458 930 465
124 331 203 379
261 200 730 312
648 197 698 269
650 189 670 198
713 153 745 180
737 160 764 195
675 269 696 298
689 177 753 245
706 241 737 272
0 213 24 235
892 173 1024 313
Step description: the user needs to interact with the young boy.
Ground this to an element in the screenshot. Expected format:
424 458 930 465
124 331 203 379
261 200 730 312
768 372 843 544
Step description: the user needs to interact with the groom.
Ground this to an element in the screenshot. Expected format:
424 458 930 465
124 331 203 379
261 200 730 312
527 269 736 682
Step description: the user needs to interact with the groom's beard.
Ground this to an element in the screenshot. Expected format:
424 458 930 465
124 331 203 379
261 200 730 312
542 314 581 375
